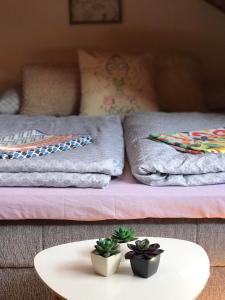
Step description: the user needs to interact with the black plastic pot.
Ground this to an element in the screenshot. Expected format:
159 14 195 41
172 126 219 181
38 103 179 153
130 255 160 278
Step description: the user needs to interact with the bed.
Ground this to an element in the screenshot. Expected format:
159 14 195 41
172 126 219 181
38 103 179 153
0 163 225 300
1 55 225 299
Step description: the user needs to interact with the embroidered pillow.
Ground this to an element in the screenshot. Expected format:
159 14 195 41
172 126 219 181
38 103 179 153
0 88 20 114
78 49 159 119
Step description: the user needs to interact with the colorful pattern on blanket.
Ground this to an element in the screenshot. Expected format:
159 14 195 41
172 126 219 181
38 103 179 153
149 128 225 154
0 130 92 159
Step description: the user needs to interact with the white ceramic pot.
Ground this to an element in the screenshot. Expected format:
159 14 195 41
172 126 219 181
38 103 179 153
119 240 137 262
90 251 122 277
119 242 129 262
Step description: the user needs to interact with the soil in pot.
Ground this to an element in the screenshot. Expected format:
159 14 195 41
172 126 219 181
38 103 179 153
119 242 129 262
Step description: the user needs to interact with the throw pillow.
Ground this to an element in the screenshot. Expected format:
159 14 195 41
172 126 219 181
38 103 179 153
21 65 79 116
155 53 207 112
0 88 20 114
78 49 159 119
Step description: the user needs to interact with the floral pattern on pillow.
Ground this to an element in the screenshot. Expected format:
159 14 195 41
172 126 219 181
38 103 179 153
78 50 159 119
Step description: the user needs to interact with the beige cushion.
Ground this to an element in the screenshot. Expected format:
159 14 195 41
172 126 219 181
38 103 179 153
156 53 207 112
78 49 159 119
21 65 79 116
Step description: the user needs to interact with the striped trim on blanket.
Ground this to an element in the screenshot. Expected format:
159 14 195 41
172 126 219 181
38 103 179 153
0 130 92 159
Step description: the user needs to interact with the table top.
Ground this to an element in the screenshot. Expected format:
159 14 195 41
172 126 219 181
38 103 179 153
34 237 210 300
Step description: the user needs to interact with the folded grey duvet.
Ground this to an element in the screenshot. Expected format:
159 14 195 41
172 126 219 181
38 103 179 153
124 112 225 186
0 115 124 188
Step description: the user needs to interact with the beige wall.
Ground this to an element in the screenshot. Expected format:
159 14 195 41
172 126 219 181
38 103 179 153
0 0 225 91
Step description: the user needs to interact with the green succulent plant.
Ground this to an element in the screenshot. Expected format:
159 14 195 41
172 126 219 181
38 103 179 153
112 226 136 243
94 238 120 258
125 238 164 260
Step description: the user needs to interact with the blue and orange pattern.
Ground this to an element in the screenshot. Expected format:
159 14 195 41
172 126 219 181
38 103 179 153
0 130 92 159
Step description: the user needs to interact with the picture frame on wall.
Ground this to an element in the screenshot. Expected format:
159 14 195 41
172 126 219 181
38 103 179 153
69 0 122 24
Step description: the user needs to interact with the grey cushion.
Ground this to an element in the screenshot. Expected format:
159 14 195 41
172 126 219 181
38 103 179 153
197 222 225 266
0 268 51 300
0 88 20 114
2 220 225 268
43 220 197 248
0 224 42 267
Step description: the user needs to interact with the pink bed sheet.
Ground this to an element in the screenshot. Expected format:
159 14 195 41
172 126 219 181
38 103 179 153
0 165 225 221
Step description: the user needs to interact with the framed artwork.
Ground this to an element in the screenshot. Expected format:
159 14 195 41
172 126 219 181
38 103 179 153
69 0 122 24
204 0 225 13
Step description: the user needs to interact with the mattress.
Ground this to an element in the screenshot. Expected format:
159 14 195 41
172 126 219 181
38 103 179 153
0 162 225 221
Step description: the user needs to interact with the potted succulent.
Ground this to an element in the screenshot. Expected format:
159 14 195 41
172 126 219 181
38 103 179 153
91 238 122 277
112 226 137 261
125 238 164 278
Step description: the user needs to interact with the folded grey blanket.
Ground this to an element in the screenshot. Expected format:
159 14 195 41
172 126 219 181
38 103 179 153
124 112 225 186
0 115 124 188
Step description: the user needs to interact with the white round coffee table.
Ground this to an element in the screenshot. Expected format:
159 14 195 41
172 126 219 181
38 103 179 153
34 237 209 300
